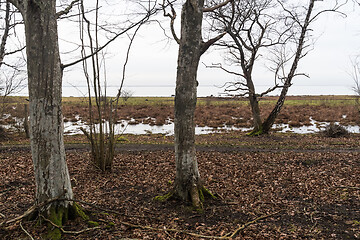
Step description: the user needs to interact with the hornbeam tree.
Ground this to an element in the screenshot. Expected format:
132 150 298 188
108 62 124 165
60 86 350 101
7 0 76 235
160 0 229 208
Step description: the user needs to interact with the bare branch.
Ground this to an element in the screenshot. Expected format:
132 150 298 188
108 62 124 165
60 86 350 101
61 5 156 69
161 0 180 44
200 32 226 55
56 0 80 18
0 1 10 68
7 0 24 14
203 0 232 12
203 62 246 78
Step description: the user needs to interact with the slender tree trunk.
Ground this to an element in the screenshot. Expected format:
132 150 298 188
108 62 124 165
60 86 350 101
261 0 315 134
246 78 262 135
22 0 73 214
174 0 204 208
248 94 262 134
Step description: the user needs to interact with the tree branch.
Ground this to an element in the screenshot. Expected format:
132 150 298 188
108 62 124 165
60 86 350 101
61 6 156 70
203 0 232 12
56 0 80 18
200 32 226 55
7 0 24 15
161 0 180 44
203 62 246 78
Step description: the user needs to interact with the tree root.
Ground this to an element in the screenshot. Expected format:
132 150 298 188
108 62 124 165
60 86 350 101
1 196 280 239
20 222 34 240
41 215 100 236
154 191 175 202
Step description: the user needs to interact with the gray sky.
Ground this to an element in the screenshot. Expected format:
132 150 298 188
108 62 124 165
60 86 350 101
48 1 360 97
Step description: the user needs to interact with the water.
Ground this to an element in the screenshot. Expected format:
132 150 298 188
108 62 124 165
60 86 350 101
64 119 253 136
63 117 360 136
3 115 359 135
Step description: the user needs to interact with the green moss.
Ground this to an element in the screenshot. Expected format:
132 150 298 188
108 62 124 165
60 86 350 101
201 186 217 200
46 228 62 240
45 205 66 240
106 222 115 229
247 127 264 136
199 189 205 202
154 191 174 202
88 221 100 227
70 202 89 221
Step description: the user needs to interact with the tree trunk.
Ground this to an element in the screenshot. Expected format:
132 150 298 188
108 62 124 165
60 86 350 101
261 85 289 134
261 0 315 134
174 0 204 208
22 0 73 217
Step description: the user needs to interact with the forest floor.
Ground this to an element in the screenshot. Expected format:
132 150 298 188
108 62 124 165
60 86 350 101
0 132 359 239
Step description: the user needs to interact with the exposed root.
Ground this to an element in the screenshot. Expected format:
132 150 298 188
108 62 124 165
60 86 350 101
20 222 34 240
154 191 175 202
247 128 264 136
41 215 101 235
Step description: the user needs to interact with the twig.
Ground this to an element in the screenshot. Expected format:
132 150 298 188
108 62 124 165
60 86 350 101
55 198 279 239
0 212 5 218
41 215 100 235
20 222 34 240
0 195 67 226
0 187 15 196
224 212 280 238
335 186 360 190
58 198 159 220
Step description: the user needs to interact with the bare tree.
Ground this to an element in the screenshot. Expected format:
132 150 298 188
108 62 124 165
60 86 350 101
350 56 360 116
159 0 229 208
77 0 155 171
207 0 346 135
0 1 26 112
121 89 134 102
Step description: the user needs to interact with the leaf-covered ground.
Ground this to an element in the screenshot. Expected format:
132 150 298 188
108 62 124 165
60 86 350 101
0 133 360 239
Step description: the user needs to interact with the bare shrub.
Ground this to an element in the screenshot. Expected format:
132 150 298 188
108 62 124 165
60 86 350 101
0 126 7 140
322 123 349 138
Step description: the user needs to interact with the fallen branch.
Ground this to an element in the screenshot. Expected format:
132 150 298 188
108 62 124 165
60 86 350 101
224 211 280 238
0 195 66 226
335 186 360 190
57 198 279 239
116 212 279 239
0 187 15 196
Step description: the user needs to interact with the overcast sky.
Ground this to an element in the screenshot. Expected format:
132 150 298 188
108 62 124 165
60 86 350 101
53 1 360 97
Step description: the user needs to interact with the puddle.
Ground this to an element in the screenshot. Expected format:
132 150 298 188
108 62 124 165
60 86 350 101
63 120 253 136
2 115 359 135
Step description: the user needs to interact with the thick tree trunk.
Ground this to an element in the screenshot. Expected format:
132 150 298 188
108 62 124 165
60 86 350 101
23 0 73 215
174 0 204 208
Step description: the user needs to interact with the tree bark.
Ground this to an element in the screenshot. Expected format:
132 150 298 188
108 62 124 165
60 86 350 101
174 0 204 208
20 0 73 213
248 93 262 134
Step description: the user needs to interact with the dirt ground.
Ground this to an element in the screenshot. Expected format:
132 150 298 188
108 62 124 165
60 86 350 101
0 133 359 239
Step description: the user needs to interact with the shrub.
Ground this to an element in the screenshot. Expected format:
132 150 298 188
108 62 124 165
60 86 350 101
322 123 349 138
0 126 7 140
